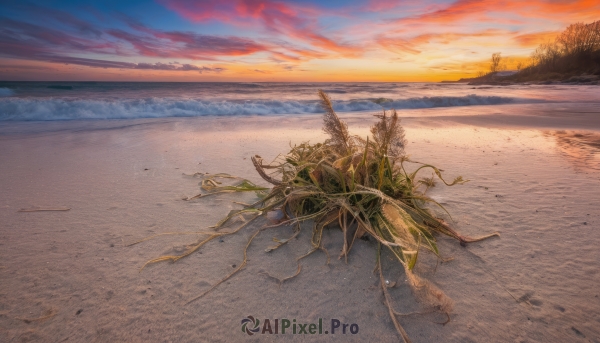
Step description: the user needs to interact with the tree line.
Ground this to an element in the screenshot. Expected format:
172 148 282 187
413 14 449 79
478 20 600 81
528 20 600 74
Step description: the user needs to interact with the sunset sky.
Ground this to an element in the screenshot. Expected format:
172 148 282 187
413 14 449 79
1 0 598 82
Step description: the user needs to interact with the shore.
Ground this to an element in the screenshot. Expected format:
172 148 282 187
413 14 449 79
1 108 599 342
443 73 600 86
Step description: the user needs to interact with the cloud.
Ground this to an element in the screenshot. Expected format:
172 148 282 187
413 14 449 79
395 0 600 25
0 19 225 73
45 56 136 69
107 28 269 60
38 6 103 37
376 36 421 54
363 0 413 12
0 17 259 73
154 31 268 56
45 56 224 73
119 14 334 65
0 18 118 55
158 0 360 57
133 62 224 72
377 29 509 54
0 62 54 71
413 30 508 44
4 3 103 37
398 0 490 24
513 31 559 47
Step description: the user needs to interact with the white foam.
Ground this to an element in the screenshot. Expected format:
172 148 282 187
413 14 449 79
0 95 519 121
0 88 14 97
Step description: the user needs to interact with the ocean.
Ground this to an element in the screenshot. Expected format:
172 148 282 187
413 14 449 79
0 81 598 121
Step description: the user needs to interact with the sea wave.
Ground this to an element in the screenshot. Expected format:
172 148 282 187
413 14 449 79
0 88 14 97
0 94 520 121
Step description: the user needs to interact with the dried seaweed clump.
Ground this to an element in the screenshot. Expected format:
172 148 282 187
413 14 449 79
130 90 498 343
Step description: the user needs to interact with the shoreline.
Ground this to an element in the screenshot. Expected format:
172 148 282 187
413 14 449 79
442 73 600 86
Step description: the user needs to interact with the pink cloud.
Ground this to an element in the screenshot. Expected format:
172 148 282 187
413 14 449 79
396 0 600 25
108 27 269 60
513 31 560 47
0 18 244 72
158 0 360 56
377 29 510 54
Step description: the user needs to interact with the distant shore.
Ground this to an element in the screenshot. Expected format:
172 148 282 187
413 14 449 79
442 72 600 86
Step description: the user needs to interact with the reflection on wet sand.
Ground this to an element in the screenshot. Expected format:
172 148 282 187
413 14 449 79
545 130 600 172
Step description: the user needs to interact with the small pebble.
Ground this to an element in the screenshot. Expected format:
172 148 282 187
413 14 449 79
76 309 83 315
583 222 587 225
219 238 224 243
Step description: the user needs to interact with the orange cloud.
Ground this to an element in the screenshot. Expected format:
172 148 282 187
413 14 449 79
398 0 600 25
376 36 421 54
377 29 509 54
410 30 507 44
513 31 560 47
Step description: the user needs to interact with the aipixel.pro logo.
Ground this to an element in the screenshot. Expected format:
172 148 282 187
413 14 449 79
241 316 359 336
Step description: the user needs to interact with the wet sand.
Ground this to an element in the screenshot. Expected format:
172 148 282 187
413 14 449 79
0 110 599 342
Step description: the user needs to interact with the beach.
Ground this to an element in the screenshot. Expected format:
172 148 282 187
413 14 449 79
1 83 600 342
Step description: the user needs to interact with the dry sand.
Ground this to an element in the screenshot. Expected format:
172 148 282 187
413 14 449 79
0 109 599 342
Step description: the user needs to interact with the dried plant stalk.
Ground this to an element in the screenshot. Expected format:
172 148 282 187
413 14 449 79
130 91 499 341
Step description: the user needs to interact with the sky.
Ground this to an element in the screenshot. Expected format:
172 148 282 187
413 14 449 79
0 0 598 82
